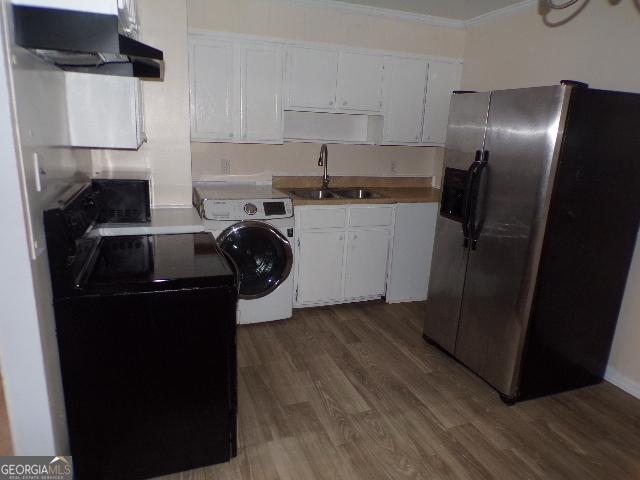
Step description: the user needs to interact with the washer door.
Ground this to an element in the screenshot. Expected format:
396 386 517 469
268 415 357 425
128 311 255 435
218 221 293 299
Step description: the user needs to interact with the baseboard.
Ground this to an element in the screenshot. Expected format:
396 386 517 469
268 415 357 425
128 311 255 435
605 366 640 399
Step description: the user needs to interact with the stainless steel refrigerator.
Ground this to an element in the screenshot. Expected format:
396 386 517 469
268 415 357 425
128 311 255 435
424 82 640 404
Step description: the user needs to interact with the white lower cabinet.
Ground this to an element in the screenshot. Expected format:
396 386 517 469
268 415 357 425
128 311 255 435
344 229 390 300
294 205 392 307
386 203 438 303
296 230 345 305
295 202 438 307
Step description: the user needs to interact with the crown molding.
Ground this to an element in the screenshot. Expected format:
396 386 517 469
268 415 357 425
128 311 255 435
269 0 466 29
465 0 538 27
269 0 542 30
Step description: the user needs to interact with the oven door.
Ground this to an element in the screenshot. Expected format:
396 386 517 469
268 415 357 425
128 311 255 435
217 221 293 300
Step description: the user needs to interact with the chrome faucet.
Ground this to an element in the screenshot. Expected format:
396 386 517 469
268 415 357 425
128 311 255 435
318 144 330 189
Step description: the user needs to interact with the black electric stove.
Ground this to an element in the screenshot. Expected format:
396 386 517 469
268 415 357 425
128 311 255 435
44 183 238 480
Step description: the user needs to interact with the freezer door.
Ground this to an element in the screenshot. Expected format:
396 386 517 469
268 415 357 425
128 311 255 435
454 86 571 396
424 92 491 353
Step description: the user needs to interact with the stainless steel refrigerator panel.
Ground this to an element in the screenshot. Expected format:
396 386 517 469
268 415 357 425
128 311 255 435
424 92 491 353
439 92 492 171
453 86 572 395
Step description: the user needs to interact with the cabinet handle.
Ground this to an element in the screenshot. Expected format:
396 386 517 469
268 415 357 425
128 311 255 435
329 100 334 106
342 100 348 106
415 135 420 140
353 234 358 240
228 133 233 138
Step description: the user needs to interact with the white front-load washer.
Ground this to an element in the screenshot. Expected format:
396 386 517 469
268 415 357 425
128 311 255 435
193 183 294 324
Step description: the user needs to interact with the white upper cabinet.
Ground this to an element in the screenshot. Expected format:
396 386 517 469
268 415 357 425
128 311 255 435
422 60 462 144
285 46 338 111
188 31 463 145
336 51 384 113
190 38 237 141
12 0 118 14
190 35 285 143
241 42 283 142
285 46 384 114
382 56 428 144
66 73 144 149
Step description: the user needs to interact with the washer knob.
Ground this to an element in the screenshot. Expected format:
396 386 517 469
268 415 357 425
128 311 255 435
244 203 258 215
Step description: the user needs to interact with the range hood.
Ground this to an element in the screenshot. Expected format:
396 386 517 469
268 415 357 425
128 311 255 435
12 5 164 79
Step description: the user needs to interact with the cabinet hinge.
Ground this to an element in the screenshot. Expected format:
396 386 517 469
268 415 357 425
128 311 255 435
297 237 300 248
295 286 299 302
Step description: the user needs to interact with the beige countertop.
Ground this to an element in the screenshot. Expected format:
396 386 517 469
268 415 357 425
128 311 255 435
272 176 441 206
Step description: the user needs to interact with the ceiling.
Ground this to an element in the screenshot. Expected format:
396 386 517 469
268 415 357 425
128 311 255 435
335 0 529 20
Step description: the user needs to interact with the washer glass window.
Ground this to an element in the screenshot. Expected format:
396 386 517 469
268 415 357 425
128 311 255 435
218 221 293 299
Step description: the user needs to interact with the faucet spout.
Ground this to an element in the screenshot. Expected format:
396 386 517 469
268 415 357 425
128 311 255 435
319 144 330 189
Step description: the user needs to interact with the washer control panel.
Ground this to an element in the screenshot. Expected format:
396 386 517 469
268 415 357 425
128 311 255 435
201 197 293 221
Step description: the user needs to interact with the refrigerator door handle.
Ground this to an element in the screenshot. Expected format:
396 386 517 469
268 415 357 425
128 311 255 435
469 150 489 250
462 150 482 247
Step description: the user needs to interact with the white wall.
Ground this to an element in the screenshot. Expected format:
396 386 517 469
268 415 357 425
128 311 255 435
462 1 640 92
187 0 465 181
191 142 443 182
0 0 92 454
462 0 640 397
91 0 192 206
187 0 465 57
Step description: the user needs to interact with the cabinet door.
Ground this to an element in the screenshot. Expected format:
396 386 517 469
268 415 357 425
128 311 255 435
66 72 141 149
337 52 384 112
383 56 428 143
344 229 390 300
422 61 462 144
386 203 438 303
241 43 283 142
297 231 345 305
286 46 338 110
190 39 237 141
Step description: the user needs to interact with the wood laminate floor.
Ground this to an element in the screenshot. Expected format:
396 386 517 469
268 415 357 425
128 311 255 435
158 301 640 480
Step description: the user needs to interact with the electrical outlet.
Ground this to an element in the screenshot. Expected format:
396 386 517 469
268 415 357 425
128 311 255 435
390 159 398 175
221 158 231 175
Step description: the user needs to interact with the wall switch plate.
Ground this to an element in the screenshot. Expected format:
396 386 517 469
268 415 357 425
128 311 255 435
221 158 231 175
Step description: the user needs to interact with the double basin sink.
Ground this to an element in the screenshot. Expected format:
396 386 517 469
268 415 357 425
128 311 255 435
288 187 384 200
